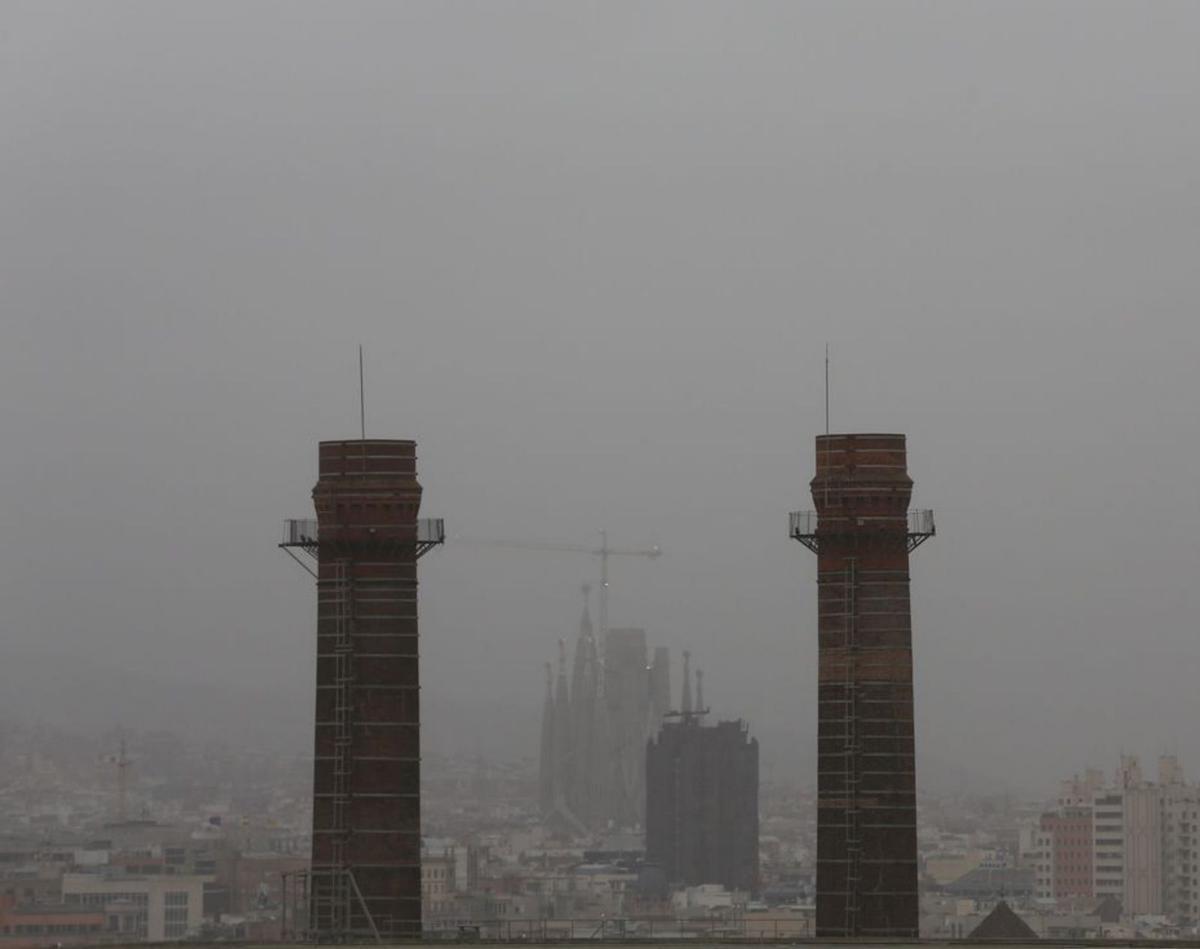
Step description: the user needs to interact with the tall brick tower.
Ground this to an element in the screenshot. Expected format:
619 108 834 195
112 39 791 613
790 434 933 937
281 439 443 940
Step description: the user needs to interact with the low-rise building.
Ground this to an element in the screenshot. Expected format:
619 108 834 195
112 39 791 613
422 853 456 920
61 872 208 941
0 899 108 948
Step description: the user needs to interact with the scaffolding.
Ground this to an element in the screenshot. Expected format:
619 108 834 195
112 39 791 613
791 507 932 937
281 868 379 945
317 561 358 938
277 561 382 944
279 517 443 942
841 557 860 937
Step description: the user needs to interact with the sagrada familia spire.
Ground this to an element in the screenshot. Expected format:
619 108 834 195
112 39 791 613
538 586 673 832
539 661 554 817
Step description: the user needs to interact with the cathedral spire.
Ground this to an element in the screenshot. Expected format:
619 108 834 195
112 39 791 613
580 582 593 635
649 647 671 726
538 661 555 818
552 640 572 813
571 585 594 700
569 583 599 826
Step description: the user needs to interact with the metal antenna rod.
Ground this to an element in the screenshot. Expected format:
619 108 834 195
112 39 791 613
824 343 830 436
823 344 830 507
355 345 364 441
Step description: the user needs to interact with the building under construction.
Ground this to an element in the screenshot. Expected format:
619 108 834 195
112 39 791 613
789 433 933 938
645 711 759 895
280 439 443 941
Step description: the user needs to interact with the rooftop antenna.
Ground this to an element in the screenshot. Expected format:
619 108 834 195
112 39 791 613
357 345 367 441
823 344 830 506
824 343 830 436
358 344 368 472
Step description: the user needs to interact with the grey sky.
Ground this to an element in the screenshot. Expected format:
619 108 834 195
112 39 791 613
2 1 1199 793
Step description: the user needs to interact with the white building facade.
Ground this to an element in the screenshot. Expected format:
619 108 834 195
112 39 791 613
61 873 208 941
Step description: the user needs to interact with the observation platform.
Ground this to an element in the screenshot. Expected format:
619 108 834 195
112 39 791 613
279 517 446 564
788 509 935 554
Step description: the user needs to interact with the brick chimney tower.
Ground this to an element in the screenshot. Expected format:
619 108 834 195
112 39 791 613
282 439 443 940
790 433 934 937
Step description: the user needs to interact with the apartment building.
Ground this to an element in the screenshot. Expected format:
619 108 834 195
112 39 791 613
422 854 456 920
1123 785 1164 914
1092 791 1125 905
1162 787 1200 923
1030 825 1055 901
61 873 208 941
1042 809 1093 900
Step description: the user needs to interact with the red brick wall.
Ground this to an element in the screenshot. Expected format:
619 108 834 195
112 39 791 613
811 434 919 938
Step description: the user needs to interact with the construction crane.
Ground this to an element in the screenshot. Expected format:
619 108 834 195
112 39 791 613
455 530 661 635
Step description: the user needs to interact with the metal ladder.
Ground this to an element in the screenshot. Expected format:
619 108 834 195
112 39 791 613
842 557 861 937
330 558 352 926
310 561 356 940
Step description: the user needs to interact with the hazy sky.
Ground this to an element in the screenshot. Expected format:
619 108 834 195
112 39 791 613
3 1 1200 795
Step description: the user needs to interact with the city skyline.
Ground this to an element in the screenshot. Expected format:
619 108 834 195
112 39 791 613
3 0 1200 892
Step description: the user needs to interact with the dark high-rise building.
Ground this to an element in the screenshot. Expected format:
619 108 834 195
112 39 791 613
645 716 759 894
789 433 934 938
285 439 444 940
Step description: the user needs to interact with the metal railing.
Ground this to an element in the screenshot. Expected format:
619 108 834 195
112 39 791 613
788 510 818 538
788 509 935 553
280 517 446 547
908 508 936 537
419 518 447 546
421 915 814 942
282 518 319 546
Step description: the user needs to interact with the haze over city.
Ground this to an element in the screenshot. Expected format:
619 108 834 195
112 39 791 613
4 0 1200 806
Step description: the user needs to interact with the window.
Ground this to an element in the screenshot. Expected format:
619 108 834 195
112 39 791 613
164 892 190 938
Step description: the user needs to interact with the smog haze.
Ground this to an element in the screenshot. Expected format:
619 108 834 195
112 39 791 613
3 1 1200 796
